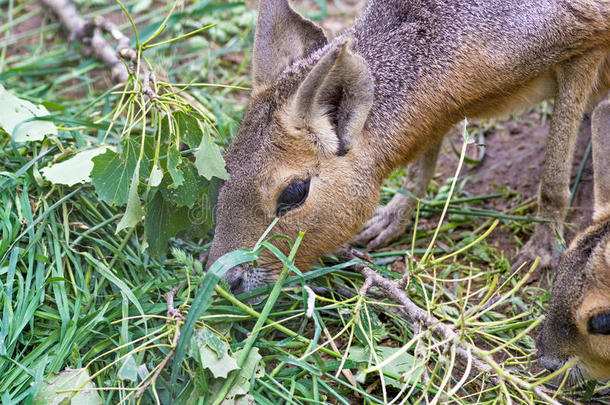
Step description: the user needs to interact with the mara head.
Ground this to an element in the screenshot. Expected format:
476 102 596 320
536 98 610 382
207 0 380 295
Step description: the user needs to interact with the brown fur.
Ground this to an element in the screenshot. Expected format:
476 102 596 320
207 0 610 295
537 99 610 381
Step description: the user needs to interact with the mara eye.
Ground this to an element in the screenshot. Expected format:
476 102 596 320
276 178 311 216
588 312 610 335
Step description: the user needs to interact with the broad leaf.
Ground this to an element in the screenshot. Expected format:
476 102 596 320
144 192 191 256
220 347 262 405
41 147 110 186
167 147 184 187
116 161 144 232
160 162 208 208
200 345 239 379
33 368 102 405
117 354 138 382
90 140 138 206
190 327 226 358
194 133 229 181
0 84 58 142
175 110 204 148
349 345 421 388
149 165 163 187
131 135 156 180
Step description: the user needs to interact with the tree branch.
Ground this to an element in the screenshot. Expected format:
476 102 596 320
41 0 129 82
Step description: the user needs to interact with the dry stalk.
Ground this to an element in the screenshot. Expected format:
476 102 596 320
135 281 185 399
351 249 561 404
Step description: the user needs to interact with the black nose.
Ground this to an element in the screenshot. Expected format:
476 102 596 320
224 267 245 295
539 355 564 373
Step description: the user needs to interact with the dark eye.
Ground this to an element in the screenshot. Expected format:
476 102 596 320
588 312 610 335
276 178 311 216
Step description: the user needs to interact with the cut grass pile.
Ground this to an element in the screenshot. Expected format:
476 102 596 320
1 1 608 404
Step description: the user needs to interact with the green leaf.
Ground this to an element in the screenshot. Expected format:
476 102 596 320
41 147 110 186
90 140 138 206
175 110 204 148
167 147 184 187
131 135 156 180
117 354 138 382
194 133 229 181
144 192 191 256
116 161 144 232
354 311 386 346
200 345 239 379
149 165 163 187
191 327 226 358
0 84 58 142
171 249 259 391
349 345 421 388
160 162 209 208
220 347 262 405
33 368 103 405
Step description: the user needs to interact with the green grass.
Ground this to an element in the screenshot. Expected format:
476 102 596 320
1 1 609 404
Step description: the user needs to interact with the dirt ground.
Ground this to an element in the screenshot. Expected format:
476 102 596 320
436 110 595 257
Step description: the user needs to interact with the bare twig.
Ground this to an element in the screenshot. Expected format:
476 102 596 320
42 0 163 100
41 0 129 82
135 281 185 398
135 347 175 398
352 251 561 404
321 327 361 395
165 281 186 322
356 263 494 375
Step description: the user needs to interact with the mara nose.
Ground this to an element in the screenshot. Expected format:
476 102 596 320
539 355 564 373
224 267 246 295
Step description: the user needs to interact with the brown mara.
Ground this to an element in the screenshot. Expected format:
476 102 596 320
206 0 610 296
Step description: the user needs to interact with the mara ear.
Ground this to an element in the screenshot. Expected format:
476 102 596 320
288 41 374 156
592 99 610 222
252 0 328 88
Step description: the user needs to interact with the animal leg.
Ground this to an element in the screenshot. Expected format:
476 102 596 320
513 51 605 273
352 141 442 250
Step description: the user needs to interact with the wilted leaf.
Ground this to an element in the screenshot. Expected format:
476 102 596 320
200 345 239 379
149 166 163 187
117 354 138 382
116 161 144 232
194 133 229 181
33 368 102 405
41 147 110 186
0 84 58 142
191 327 226 358
220 347 262 405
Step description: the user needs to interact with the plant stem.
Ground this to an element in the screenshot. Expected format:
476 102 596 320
211 232 305 405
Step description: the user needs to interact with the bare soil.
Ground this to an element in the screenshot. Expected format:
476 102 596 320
436 109 594 258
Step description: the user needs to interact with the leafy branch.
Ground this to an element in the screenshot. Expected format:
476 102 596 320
39 0 232 256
